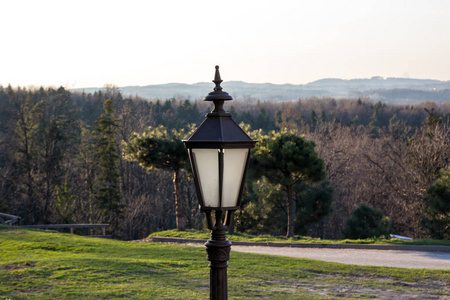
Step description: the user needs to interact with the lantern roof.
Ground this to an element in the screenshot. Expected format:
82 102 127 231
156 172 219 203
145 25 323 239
185 115 254 147
184 65 256 148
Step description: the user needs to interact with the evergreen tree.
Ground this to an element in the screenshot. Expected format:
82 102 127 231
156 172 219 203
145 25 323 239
388 113 407 139
76 123 98 224
295 181 333 235
177 100 202 127
369 101 384 136
255 108 274 131
92 100 123 234
238 178 333 236
123 125 194 231
343 203 390 239
424 108 443 139
237 177 287 235
420 168 450 239
251 129 328 237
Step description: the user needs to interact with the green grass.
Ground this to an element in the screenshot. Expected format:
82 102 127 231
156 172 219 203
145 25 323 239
150 229 450 246
1 227 449 299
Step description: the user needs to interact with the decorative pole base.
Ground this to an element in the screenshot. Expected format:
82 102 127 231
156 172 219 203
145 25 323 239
205 211 231 300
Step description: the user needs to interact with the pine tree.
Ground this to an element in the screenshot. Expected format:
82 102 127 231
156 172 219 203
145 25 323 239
420 168 450 239
123 125 193 231
251 129 328 237
92 100 123 234
369 101 384 137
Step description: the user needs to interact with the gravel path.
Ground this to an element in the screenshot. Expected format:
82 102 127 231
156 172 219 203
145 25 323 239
146 237 450 270
186 243 450 269
229 245 450 269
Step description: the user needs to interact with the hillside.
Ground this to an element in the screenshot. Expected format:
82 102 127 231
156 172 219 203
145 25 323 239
73 77 450 103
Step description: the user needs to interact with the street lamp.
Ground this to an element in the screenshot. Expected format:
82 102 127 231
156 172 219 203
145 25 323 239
183 66 256 300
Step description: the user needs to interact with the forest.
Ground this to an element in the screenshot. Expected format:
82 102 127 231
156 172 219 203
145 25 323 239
0 85 449 240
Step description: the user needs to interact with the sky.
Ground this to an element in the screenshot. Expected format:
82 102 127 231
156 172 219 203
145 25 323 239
1 0 450 89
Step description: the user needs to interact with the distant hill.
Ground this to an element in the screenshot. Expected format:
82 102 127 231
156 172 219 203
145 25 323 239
72 77 450 103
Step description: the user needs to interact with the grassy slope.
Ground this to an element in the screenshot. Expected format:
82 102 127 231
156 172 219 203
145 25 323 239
1 227 449 299
150 229 450 246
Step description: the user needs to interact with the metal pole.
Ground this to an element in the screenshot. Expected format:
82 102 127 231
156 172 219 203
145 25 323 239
205 210 231 300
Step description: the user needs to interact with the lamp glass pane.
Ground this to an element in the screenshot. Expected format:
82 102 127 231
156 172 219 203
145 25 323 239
191 149 219 208
222 148 249 207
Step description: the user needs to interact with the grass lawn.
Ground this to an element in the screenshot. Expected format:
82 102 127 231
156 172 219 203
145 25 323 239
150 229 450 246
1 227 449 299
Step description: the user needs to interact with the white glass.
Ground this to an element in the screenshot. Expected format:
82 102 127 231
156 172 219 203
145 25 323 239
191 149 219 207
222 149 249 207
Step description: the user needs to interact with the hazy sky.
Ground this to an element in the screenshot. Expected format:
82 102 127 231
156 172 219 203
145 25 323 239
1 0 450 88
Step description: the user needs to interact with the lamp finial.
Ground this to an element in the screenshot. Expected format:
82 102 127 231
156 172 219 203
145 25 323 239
204 65 232 103
213 65 223 91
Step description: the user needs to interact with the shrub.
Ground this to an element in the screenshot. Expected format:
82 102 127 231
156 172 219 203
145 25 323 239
420 168 450 239
343 203 390 239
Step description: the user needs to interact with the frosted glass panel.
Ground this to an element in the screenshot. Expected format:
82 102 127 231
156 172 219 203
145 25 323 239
222 149 249 207
192 149 219 207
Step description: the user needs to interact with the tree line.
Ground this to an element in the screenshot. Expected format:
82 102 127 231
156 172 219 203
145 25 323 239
0 85 449 239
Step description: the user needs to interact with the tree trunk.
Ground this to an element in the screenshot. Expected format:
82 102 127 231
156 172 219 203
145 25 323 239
286 185 295 238
43 178 50 224
174 169 185 231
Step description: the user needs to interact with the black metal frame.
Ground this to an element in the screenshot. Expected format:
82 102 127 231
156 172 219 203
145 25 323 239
186 147 252 211
183 66 256 212
183 66 257 300
204 210 235 230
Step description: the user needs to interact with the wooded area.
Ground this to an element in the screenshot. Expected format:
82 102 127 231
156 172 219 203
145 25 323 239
0 85 449 240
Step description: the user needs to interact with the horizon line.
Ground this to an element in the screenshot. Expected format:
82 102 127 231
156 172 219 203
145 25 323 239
69 76 449 90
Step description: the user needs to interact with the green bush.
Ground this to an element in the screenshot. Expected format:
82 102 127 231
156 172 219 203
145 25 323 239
343 203 390 239
420 168 450 239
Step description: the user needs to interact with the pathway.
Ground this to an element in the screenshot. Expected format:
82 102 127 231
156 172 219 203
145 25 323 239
231 245 450 269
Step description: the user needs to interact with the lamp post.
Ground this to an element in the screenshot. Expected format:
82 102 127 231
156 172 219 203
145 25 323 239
183 66 256 300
